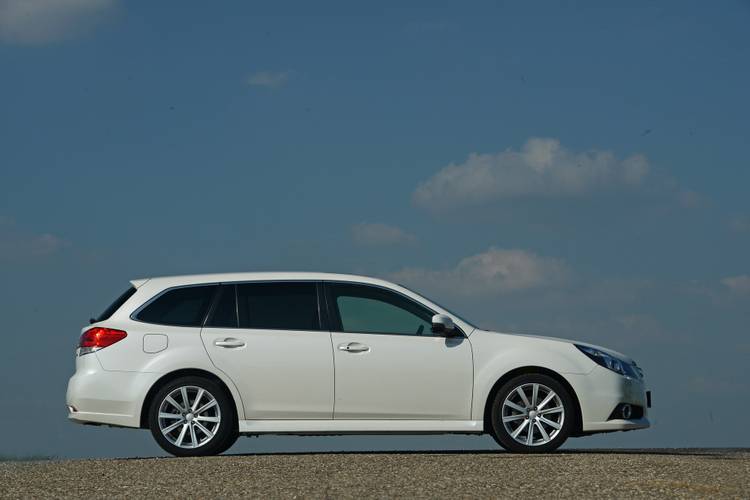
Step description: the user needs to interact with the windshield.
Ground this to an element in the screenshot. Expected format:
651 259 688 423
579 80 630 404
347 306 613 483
94 286 136 323
396 284 476 329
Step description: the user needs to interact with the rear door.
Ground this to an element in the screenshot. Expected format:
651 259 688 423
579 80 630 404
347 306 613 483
200 282 334 419
326 282 473 420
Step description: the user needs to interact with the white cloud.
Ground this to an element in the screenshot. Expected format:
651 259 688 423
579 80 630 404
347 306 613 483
30 233 67 255
0 0 116 45
413 137 649 208
614 314 674 343
677 189 706 208
245 70 291 89
0 217 69 259
721 275 750 294
389 247 569 296
729 216 750 233
351 222 416 246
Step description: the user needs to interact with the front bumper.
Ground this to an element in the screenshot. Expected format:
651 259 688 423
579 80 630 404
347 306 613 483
566 365 651 433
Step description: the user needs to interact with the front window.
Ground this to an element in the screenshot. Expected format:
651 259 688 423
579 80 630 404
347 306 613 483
328 283 434 336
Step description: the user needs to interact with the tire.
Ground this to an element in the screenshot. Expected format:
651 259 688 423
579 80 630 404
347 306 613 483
148 376 238 457
489 373 574 453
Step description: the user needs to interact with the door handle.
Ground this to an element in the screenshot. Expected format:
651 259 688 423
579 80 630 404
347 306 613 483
338 342 370 353
214 338 245 348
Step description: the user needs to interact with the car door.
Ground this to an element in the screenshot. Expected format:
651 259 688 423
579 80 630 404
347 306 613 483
326 282 473 420
200 282 334 419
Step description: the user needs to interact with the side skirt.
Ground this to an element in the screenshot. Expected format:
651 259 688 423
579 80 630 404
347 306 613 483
238 419 484 435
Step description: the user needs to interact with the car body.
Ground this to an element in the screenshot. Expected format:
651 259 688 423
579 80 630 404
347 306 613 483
67 272 650 455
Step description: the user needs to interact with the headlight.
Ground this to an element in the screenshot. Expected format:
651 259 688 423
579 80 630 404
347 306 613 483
575 344 638 378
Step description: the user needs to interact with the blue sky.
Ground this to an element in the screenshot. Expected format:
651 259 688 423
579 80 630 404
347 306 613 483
1 0 749 458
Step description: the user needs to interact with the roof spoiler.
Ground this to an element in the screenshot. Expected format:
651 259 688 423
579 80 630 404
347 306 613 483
130 278 151 289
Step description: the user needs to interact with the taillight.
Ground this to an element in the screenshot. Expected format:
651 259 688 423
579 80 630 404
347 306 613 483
78 327 127 355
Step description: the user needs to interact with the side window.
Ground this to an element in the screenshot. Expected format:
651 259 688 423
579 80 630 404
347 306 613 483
135 285 217 327
205 285 238 328
237 282 320 331
328 283 434 336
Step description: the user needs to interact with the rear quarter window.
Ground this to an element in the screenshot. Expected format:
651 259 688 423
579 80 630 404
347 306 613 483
135 285 218 327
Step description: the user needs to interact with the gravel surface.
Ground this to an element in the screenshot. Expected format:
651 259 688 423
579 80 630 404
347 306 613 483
1 449 748 499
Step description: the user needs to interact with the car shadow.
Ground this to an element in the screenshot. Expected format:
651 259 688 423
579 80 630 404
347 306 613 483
106 447 749 462
222 447 749 458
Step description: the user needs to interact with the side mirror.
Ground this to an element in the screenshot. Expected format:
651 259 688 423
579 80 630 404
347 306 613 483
431 314 456 336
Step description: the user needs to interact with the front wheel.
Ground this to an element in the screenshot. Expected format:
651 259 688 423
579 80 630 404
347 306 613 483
148 376 238 457
489 374 574 453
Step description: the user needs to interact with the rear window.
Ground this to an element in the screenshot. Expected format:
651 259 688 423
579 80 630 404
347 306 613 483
135 285 218 326
237 282 320 331
95 286 136 322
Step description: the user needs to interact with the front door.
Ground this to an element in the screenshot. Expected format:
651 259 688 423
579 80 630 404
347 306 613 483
200 282 334 419
326 282 473 420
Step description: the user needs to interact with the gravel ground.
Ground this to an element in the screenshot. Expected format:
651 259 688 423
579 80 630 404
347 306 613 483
1 449 748 499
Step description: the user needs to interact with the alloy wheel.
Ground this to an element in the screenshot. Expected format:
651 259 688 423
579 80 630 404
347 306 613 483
501 382 565 447
158 385 222 449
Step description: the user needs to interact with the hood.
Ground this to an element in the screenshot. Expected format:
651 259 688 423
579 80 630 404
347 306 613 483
477 329 634 364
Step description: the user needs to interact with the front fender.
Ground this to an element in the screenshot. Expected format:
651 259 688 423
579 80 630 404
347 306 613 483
469 331 593 420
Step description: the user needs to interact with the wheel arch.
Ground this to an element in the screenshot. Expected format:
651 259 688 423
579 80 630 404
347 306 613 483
482 366 583 437
139 368 240 429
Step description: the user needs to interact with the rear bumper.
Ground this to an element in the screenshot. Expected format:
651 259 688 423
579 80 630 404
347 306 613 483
67 410 138 428
66 353 159 428
566 365 651 434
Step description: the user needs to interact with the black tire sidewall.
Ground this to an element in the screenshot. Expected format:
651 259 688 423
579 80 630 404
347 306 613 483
490 373 574 453
148 376 237 457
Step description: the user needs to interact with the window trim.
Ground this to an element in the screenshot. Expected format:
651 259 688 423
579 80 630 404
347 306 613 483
130 283 221 327
130 278 464 336
323 281 465 338
200 280 327 332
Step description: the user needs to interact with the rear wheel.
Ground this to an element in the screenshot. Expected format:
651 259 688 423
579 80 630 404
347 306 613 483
489 373 574 453
148 376 238 457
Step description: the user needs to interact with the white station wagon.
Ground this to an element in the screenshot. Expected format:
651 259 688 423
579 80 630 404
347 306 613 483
67 272 651 456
